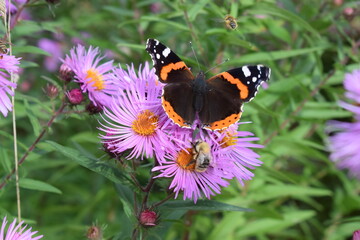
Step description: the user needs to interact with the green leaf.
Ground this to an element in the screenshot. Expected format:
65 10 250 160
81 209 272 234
0 148 12 172
24 99 42 136
249 185 332 202
45 141 132 185
115 184 135 219
188 0 209 21
160 200 252 212
237 210 315 236
228 46 328 65
249 3 321 39
19 178 62 194
13 46 51 56
140 16 189 31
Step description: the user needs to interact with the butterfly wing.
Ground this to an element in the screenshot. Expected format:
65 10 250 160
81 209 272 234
146 39 196 127
200 65 271 130
146 39 194 83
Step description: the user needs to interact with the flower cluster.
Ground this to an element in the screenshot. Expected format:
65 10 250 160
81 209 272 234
62 44 265 202
327 69 360 179
0 53 21 117
0 216 43 240
93 56 264 202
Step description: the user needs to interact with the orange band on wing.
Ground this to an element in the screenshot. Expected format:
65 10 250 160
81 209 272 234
204 112 242 131
162 97 189 128
160 61 187 81
220 72 249 100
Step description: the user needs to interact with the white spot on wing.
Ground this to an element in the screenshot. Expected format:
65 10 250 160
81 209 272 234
163 47 171 58
252 77 257 82
242 66 251 77
156 53 160 59
155 39 159 45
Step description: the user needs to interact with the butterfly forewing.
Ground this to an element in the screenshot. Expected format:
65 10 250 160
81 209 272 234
146 39 194 83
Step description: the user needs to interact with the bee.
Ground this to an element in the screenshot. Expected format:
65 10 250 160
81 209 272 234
191 141 212 172
0 38 9 59
224 15 238 30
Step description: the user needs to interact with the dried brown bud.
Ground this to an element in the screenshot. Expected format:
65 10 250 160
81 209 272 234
59 63 75 82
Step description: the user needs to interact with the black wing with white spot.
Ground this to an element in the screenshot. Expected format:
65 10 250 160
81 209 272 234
145 38 194 83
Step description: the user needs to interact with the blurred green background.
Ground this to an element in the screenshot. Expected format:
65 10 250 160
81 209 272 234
1 0 360 239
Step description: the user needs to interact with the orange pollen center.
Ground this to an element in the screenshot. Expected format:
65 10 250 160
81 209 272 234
220 132 237 148
176 148 196 171
86 69 105 90
131 110 159 136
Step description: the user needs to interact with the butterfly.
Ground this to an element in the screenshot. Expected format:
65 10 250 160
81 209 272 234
146 38 271 131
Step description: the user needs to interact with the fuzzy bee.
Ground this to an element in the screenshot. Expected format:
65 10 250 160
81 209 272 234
191 141 212 172
0 38 9 59
224 15 238 30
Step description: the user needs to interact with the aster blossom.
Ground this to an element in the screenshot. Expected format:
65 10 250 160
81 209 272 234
0 54 20 117
327 68 360 179
63 44 117 108
152 122 263 202
99 63 172 162
0 216 43 240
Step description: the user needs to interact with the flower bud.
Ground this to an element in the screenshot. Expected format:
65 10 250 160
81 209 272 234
45 84 59 99
86 225 102 240
86 102 103 115
66 88 83 105
59 63 75 82
139 209 158 228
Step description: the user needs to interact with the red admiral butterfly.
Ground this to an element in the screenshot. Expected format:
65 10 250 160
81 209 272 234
146 38 271 131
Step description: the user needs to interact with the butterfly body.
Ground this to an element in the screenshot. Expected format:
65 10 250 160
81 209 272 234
146 39 271 131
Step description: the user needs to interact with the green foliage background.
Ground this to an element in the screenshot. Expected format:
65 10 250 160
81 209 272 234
1 0 360 239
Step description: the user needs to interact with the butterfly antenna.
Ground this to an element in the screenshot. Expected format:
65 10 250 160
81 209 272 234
189 41 201 71
204 58 230 74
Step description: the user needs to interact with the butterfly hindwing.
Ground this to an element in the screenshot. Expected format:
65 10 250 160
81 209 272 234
162 83 196 128
216 65 271 102
201 65 270 130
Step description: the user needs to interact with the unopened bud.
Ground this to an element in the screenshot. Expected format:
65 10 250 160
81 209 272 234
67 88 83 105
139 210 158 228
59 63 75 82
86 225 102 240
86 102 103 115
44 84 59 99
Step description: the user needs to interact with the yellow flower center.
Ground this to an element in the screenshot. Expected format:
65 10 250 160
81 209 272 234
131 110 159 136
176 148 196 171
86 69 105 90
220 131 237 148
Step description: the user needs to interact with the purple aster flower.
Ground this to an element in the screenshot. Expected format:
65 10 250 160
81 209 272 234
354 230 360 240
327 120 360 179
343 69 360 103
0 216 43 240
38 38 63 72
63 44 117 107
152 122 263 202
327 68 360 179
98 63 172 162
0 54 20 117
